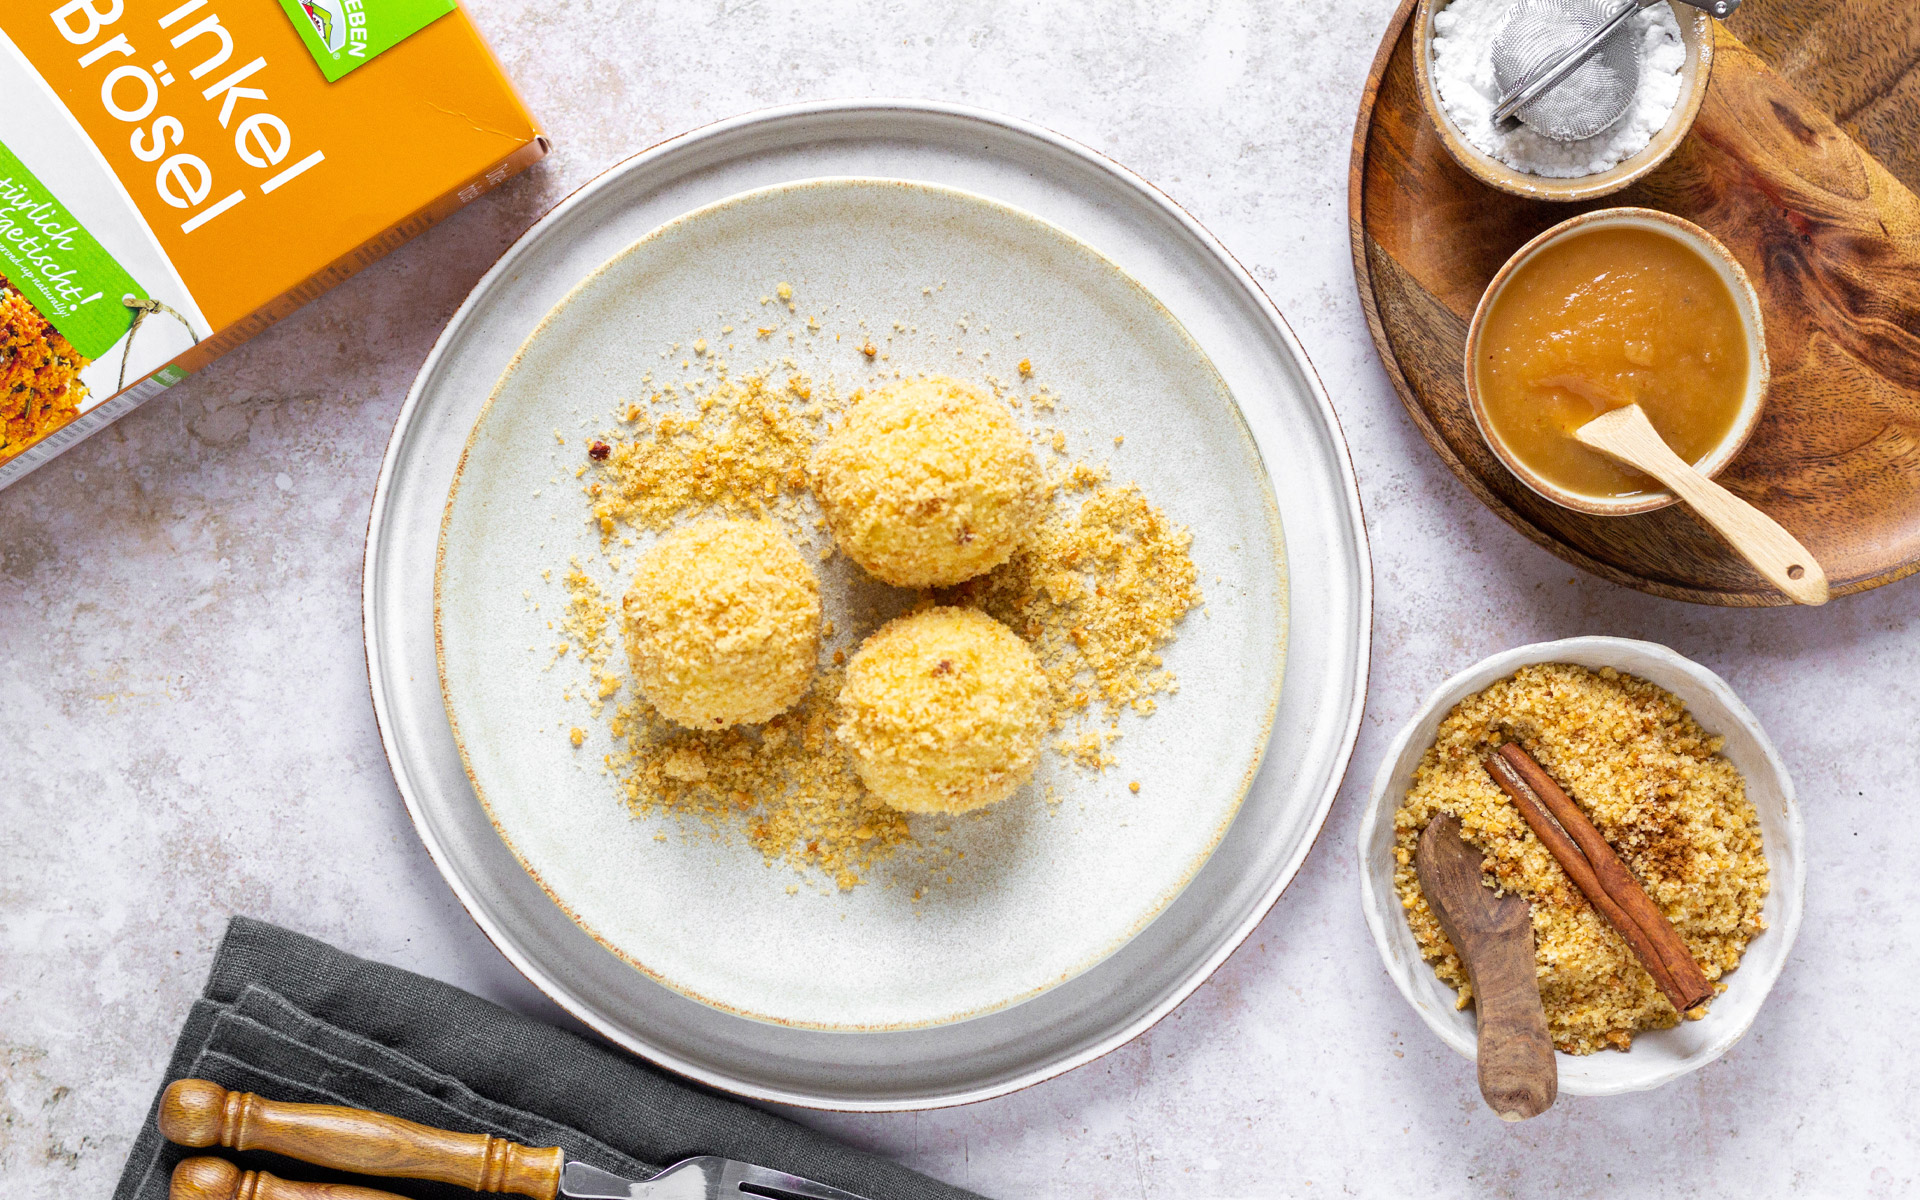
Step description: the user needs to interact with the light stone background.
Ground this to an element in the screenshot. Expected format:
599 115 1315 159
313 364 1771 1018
4 2 1916 1196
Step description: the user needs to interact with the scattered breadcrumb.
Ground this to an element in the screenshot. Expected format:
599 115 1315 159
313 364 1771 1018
588 374 817 537
944 474 1199 724
562 311 1202 889
1054 726 1120 772
1393 663 1769 1054
559 563 622 716
610 669 909 891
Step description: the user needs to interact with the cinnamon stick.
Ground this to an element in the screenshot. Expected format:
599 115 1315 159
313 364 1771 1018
1485 743 1713 1013
1483 752 1685 1008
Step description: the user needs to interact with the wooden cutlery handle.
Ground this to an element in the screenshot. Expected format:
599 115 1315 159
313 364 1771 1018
1415 815 1557 1121
159 1080 563 1200
1669 474 1828 605
1463 924 1559 1122
170 1157 407 1200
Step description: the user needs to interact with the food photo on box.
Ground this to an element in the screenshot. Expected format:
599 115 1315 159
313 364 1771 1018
0 0 545 481
2 1 1915 1197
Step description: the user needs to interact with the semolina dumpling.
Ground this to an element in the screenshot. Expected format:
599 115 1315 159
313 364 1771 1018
623 518 820 730
812 377 1042 587
836 606 1049 813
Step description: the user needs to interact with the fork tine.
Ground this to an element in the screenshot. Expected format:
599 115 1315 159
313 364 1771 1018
722 1159 876 1200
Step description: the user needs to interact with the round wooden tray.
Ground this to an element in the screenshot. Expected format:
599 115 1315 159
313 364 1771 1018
1350 0 1920 606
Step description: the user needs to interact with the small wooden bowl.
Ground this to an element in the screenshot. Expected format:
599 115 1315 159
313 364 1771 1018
1413 0 1714 202
1463 207 1769 516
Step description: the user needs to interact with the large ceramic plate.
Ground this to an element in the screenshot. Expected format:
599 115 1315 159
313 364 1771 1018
368 101 1370 1108
438 178 1286 1032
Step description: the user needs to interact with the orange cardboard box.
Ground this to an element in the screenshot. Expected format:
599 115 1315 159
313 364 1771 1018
0 0 546 486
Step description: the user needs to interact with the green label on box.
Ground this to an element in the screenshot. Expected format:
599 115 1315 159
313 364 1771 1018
0 140 143 361
277 0 458 82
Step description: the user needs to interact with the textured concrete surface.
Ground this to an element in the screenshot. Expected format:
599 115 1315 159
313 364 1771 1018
4 2 1917 1197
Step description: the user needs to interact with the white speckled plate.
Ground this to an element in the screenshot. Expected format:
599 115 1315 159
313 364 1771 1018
439 177 1283 1033
368 101 1369 1108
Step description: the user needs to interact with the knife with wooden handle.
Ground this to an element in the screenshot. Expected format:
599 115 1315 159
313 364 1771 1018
159 1079 872 1200
171 1156 406 1200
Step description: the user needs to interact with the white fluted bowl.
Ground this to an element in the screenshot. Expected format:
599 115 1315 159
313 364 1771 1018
1357 636 1804 1095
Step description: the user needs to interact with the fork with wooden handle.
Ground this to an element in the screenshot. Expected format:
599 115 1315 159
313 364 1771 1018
159 1078 871 1200
1575 404 1828 605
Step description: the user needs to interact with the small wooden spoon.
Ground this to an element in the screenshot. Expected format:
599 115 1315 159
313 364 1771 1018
1575 404 1828 605
1416 813 1557 1121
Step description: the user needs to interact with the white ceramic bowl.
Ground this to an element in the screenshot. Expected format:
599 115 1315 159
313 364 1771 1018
1356 636 1805 1096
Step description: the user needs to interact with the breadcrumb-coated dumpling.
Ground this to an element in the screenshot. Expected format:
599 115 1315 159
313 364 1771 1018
837 606 1049 814
623 519 820 730
812 377 1042 587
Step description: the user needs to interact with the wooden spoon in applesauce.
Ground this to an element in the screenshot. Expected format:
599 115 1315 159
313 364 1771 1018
1576 404 1829 605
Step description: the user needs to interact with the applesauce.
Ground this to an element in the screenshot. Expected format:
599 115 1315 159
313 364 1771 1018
1474 225 1751 501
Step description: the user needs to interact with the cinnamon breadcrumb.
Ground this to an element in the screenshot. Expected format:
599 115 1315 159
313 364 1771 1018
1393 663 1769 1054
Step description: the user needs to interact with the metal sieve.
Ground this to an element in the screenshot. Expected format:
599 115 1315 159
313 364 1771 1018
1490 0 1742 142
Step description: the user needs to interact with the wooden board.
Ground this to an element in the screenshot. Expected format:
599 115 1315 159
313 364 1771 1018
1351 0 1920 605
1726 0 1920 195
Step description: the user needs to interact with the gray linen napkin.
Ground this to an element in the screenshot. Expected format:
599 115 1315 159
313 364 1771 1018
112 917 981 1200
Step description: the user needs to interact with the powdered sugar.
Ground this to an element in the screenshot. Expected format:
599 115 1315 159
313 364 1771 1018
1431 0 1686 178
